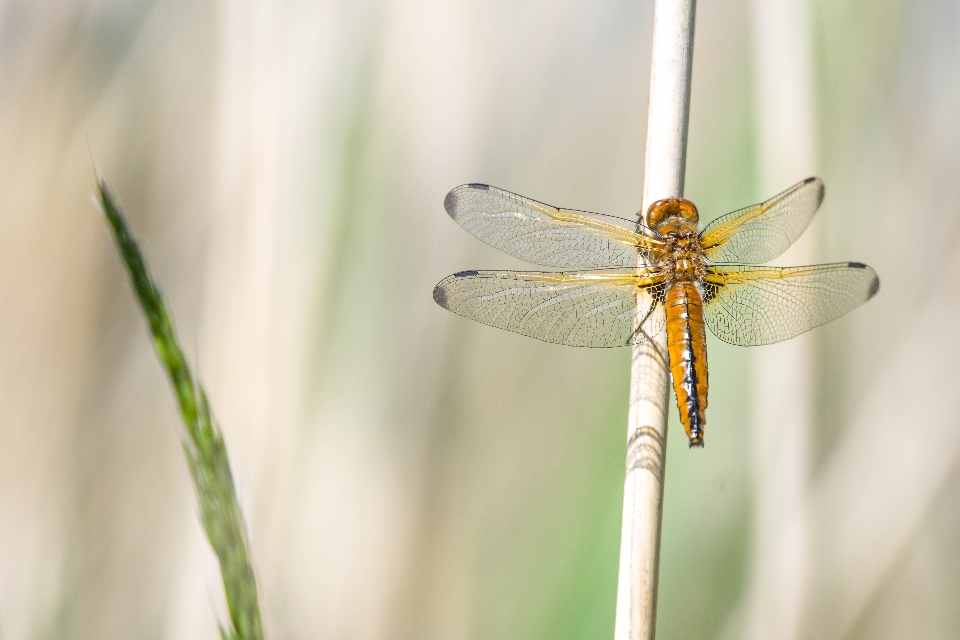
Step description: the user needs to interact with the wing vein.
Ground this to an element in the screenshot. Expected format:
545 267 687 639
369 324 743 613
703 262 880 345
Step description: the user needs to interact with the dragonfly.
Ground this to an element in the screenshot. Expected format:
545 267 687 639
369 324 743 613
433 178 879 447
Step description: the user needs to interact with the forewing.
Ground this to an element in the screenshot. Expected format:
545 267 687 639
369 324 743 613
433 268 666 347
702 262 880 346
699 177 825 264
445 184 665 268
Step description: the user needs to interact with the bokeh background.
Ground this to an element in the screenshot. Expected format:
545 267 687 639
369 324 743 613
1 0 959 638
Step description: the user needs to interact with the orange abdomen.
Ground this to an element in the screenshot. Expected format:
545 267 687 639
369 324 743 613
665 281 709 446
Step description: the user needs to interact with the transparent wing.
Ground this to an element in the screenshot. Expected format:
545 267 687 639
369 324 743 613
445 184 665 268
699 177 825 264
433 268 666 347
702 262 880 346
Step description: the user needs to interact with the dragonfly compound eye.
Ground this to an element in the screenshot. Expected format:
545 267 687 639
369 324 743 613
645 198 699 231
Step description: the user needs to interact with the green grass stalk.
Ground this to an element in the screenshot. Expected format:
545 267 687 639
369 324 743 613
97 179 264 640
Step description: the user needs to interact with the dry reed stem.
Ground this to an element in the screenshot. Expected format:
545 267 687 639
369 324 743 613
614 2 697 639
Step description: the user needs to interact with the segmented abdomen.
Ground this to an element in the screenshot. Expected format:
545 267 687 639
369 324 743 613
665 281 709 446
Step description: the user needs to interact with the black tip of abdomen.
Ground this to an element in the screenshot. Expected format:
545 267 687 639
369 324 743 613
687 417 704 447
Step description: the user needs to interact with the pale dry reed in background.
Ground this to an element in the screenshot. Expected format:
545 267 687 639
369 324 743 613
742 0 818 638
0 1 959 640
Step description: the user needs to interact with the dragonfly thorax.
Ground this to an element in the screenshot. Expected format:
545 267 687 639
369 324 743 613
658 230 707 282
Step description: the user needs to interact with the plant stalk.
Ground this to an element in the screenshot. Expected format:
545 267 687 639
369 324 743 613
97 179 265 640
614 2 697 639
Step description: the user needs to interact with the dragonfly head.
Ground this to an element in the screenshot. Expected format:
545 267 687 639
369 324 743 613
645 198 699 235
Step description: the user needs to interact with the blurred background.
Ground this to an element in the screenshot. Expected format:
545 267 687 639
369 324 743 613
1 0 958 638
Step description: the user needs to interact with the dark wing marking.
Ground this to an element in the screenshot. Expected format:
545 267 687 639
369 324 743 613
445 184 665 268
702 262 879 346
699 177 825 264
433 268 666 347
